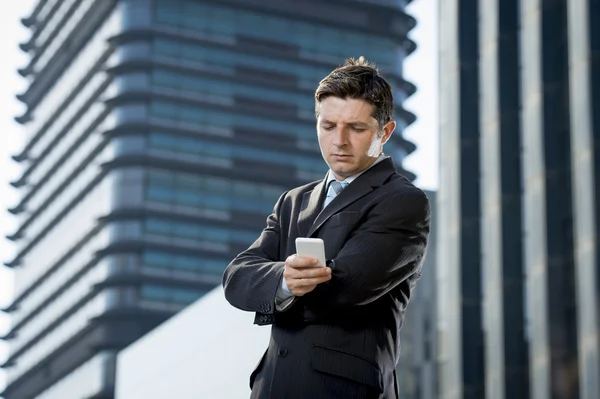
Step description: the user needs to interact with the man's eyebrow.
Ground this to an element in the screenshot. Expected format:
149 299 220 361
319 120 371 127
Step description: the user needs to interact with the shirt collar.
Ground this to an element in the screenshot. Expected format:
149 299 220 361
325 153 387 189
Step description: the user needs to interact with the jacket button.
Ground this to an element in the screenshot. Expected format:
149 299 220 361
278 348 288 357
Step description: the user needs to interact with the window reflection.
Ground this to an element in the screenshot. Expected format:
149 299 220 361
140 284 208 305
152 69 313 112
153 38 327 82
145 168 284 215
153 0 398 68
142 250 227 276
144 218 257 246
150 100 315 139
147 133 325 175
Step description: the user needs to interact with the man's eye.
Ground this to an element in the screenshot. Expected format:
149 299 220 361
353 128 366 132
322 126 334 131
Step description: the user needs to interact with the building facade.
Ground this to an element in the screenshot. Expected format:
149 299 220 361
438 0 599 398
0 0 418 398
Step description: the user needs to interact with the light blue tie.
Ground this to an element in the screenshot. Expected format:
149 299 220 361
323 180 348 208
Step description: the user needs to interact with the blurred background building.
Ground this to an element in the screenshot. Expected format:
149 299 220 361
438 1 599 399
0 0 420 398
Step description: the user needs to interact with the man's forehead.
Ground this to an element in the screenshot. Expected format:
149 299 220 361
319 96 372 107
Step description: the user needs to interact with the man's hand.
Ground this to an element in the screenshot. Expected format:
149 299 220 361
284 254 332 296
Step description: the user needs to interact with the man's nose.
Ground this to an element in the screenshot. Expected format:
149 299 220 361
333 129 349 147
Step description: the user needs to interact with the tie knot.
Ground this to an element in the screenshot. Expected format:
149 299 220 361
330 180 347 195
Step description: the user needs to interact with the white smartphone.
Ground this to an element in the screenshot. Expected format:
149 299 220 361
295 237 327 267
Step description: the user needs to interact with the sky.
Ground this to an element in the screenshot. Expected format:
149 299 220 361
0 0 438 391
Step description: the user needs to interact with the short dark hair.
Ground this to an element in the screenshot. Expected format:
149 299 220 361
315 56 394 128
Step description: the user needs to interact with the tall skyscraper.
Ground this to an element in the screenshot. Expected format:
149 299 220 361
0 1 418 398
438 0 599 398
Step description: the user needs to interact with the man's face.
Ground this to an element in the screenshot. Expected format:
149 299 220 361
317 97 395 180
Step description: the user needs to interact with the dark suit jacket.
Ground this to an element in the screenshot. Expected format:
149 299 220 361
222 158 430 399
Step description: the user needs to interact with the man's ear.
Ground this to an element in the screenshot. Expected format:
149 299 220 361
380 120 396 145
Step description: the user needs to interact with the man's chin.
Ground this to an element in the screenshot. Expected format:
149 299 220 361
331 168 355 179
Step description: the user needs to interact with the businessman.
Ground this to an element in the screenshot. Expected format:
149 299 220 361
222 57 430 399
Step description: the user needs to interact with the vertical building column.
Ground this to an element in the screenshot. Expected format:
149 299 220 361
478 1 504 398
438 1 483 398
481 1 529 398
522 0 580 398
437 0 464 397
519 0 549 398
568 0 600 398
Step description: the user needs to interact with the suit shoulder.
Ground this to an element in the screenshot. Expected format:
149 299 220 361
384 175 431 208
388 174 428 195
283 180 321 199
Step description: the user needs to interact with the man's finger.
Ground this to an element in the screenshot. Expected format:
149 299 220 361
284 266 331 280
289 275 331 289
289 275 331 296
287 254 320 268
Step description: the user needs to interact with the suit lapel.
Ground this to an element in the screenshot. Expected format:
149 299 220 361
307 180 373 237
297 180 327 237
306 157 397 237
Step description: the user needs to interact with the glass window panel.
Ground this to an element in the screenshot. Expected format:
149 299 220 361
141 285 170 300
176 190 202 207
203 177 230 193
147 186 175 202
155 9 180 26
145 218 256 245
152 69 314 109
141 250 230 276
143 251 171 266
145 167 290 214
172 289 199 303
175 255 197 271
175 173 200 189
198 195 227 210
148 134 325 172
202 227 229 241
202 260 226 272
173 223 202 239
147 168 174 184
153 38 330 82
233 182 259 197
154 39 180 56
153 2 398 65
182 13 203 30
146 219 171 234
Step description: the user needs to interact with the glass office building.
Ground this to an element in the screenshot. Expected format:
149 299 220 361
0 0 418 398
438 0 599 398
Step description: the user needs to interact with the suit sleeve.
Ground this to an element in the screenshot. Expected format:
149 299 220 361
308 189 430 307
222 192 288 322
